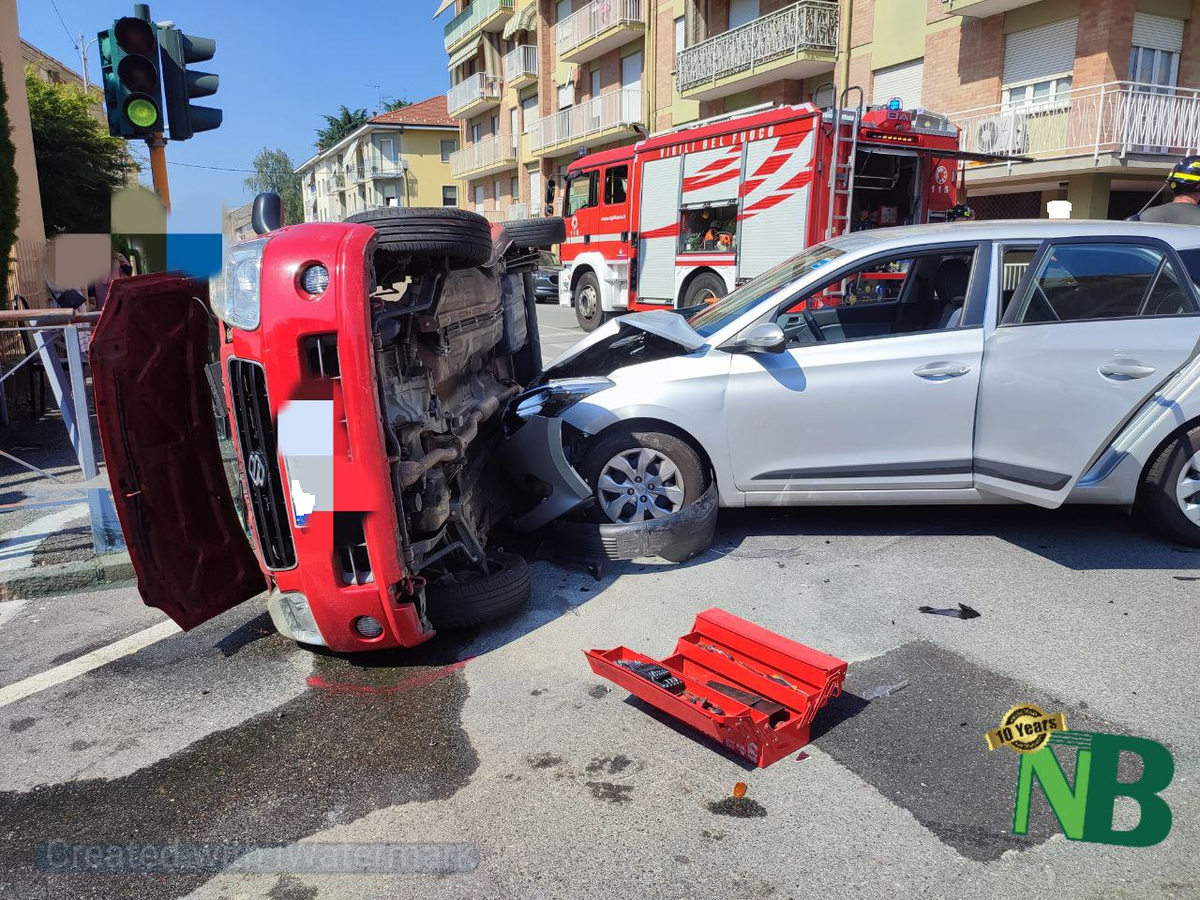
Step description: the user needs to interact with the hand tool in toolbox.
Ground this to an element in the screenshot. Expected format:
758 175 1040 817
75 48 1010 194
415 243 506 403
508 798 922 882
585 608 848 767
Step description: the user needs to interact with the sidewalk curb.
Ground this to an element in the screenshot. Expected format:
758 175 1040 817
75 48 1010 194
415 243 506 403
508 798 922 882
0 552 135 601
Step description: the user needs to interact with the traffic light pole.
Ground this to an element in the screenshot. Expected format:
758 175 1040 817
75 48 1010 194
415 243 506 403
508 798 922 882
146 134 171 212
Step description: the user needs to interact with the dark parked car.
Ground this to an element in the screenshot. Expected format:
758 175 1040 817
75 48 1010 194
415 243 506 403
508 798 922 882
531 251 561 303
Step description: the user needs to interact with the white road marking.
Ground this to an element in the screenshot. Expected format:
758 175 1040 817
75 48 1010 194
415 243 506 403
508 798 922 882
0 503 89 573
0 600 25 630
0 619 180 709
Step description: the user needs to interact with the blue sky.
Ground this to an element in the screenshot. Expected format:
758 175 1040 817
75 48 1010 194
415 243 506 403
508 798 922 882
16 0 452 232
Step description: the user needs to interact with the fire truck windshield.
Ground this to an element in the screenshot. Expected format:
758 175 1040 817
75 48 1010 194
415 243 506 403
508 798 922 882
687 244 846 337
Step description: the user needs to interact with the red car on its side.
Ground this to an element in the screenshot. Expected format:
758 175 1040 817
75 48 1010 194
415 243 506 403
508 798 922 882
90 200 564 653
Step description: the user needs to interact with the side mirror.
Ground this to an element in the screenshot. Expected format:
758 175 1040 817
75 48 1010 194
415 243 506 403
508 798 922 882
545 178 556 205
252 192 283 235
728 322 786 355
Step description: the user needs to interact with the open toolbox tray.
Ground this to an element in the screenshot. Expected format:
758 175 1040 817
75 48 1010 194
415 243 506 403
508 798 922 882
585 608 847 767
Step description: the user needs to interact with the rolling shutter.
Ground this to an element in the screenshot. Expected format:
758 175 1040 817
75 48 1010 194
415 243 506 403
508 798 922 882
871 59 924 109
729 0 760 30
1132 13 1184 52
1003 18 1078 84
738 131 814 280
682 146 742 205
637 156 683 302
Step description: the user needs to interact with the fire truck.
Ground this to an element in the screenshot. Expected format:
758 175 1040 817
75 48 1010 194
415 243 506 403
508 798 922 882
557 94 990 331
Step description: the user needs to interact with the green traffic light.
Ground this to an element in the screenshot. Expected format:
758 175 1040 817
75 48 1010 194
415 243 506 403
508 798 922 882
125 96 160 129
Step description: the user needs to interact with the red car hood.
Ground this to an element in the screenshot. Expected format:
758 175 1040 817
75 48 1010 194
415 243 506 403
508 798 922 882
90 274 266 629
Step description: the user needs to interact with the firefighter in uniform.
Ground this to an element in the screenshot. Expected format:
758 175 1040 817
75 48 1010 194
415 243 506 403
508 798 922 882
1140 156 1200 225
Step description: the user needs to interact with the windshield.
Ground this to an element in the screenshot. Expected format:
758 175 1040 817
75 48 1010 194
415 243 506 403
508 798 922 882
687 244 847 336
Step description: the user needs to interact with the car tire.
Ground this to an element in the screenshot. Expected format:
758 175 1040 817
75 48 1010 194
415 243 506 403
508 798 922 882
1137 426 1200 547
503 217 566 249
683 272 727 307
424 551 531 629
574 271 605 332
346 207 492 270
578 426 707 525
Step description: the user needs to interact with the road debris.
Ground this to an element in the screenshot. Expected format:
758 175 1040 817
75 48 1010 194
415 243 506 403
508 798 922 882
863 679 909 701
918 603 981 620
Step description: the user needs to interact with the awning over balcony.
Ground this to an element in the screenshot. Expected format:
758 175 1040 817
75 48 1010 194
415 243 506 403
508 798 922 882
503 3 537 40
434 0 455 17
448 36 483 70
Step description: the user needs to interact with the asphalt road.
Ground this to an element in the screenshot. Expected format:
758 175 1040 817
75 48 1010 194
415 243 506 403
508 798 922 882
1 304 1198 900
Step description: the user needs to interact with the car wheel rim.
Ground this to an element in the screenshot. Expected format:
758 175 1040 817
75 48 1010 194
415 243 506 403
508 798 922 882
578 286 598 319
596 448 686 523
1176 451 1200 526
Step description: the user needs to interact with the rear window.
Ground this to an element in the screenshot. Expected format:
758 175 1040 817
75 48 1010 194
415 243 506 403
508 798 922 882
1180 249 1200 287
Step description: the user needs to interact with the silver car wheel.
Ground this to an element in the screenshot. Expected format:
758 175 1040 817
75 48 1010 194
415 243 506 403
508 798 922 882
577 284 599 320
1175 451 1200 525
596 448 686 523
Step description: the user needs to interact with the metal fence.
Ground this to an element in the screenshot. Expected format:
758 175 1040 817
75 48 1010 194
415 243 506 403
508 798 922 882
556 0 643 58
527 88 644 154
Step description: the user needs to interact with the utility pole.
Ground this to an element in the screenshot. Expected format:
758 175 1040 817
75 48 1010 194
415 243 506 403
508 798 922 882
147 133 171 211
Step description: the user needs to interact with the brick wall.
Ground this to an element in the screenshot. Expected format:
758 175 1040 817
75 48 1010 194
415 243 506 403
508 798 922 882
654 0 678 131
1179 1 1200 87
922 15 1003 114
1075 0 1135 86
848 0 875 48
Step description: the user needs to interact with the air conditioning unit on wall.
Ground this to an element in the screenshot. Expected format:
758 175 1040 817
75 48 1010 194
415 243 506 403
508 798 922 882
974 113 1028 156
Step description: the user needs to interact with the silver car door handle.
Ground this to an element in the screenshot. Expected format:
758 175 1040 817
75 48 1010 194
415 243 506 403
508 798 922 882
913 362 971 379
1098 362 1156 380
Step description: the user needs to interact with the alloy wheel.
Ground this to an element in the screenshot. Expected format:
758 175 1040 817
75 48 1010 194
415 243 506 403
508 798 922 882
596 448 686 523
1175 451 1200 525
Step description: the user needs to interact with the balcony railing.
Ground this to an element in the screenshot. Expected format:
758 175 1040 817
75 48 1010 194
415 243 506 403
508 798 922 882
445 0 515 51
450 133 518 177
676 0 838 95
504 44 538 83
951 81 1200 164
508 202 530 220
447 72 503 116
556 0 643 59
528 88 644 154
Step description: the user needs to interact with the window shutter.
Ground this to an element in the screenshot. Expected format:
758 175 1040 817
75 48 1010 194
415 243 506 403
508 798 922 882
872 59 924 109
728 0 760 30
1003 18 1078 84
1132 13 1184 52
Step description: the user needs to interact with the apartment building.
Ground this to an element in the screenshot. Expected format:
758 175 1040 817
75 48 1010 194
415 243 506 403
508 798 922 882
295 97 460 222
437 0 842 221
839 0 1200 219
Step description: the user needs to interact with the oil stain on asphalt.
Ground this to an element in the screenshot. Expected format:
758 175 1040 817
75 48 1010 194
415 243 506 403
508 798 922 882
0 651 478 900
812 640 1128 862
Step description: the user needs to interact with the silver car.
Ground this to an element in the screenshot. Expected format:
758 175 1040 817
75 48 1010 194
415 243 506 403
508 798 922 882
504 220 1200 553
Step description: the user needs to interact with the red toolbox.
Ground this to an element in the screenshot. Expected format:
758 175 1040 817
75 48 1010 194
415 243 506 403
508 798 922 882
585 608 847 767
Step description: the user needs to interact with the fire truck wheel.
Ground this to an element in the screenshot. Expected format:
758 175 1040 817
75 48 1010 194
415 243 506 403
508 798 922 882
503 217 566 249
423 551 532 629
345 207 493 271
574 272 606 332
578 426 707 525
683 272 727 307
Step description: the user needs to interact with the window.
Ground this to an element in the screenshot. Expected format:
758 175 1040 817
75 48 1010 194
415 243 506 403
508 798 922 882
1000 247 1037 316
558 82 573 110
872 59 924 110
603 165 627 205
442 185 458 207
1002 75 1072 109
1179 249 1200 288
674 16 685 59
522 94 538 133
440 140 456 162
679 203 738 253
511 175 520 201
728 0 759 29
494 180 501 204
557 0 571 23
1009 243 1198 324
471 123 482 142
565 170 598 216
590 67 601 98
772 248 978 347
1129 46 1179 88
490 114 499 135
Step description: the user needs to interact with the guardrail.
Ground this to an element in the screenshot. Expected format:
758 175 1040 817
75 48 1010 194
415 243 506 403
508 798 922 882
0 307 122 554
556 0 642 58
450 133 519 177
951 81 1200 162
504 44 538 82
676 0 838 95
448 72 504 116
528 88 644 153
445 0 515 51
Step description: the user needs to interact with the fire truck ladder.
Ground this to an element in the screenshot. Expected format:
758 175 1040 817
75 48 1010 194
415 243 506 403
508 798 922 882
823 85 865 241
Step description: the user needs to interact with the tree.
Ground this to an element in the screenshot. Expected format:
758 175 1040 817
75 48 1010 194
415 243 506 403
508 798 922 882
382 98 410 112
25 67 131 235
244 147 304 227
315 105 369 151
0 55 20 309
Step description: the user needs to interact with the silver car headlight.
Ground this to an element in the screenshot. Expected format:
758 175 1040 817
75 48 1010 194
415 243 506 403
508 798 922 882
212 237 268 331
505 377 614 435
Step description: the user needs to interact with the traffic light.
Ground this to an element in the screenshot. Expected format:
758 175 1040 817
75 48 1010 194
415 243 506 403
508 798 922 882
159 26 221 141
97 7 165 138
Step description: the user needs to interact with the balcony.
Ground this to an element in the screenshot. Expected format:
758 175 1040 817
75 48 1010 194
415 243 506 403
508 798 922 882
450 133 519 178
448 72 504 119
951 81 1200 179
556 0 645 65
676 1 838 102
508 202 531 220
504 44 539 90
528 88 644 156
445 0 514 53
940 0 1042 17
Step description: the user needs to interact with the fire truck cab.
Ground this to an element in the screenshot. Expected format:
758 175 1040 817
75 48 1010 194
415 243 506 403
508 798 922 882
558 99 973 331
